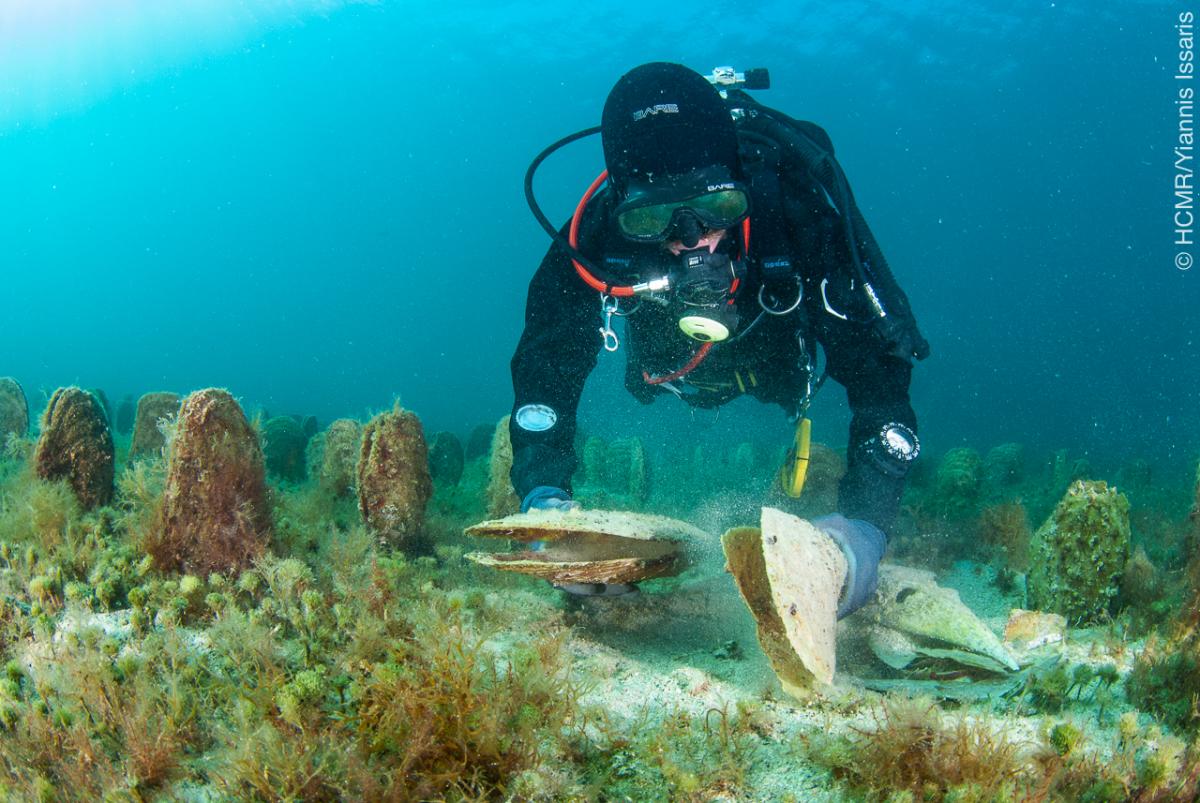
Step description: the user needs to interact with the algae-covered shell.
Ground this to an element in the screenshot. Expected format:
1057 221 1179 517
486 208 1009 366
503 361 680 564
310 418 362 497
159 389 271 574
1026 480 1131 626
129 392 182 460
357 405 432 545
467 549 678 586
605 437 648 502
486 416 520 517
33 386 115 510
464 422 493 460
465 509 704 586
0 377 29 441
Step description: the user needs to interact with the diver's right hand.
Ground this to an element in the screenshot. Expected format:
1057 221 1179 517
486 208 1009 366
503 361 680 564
813 514 886 619
521 485 580 513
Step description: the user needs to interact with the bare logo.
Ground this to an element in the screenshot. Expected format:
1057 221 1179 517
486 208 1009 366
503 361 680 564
632 103 679 121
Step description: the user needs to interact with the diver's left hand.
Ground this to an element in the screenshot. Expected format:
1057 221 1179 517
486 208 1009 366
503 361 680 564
813 514 887 619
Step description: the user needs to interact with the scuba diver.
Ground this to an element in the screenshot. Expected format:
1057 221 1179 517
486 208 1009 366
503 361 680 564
511 62 929 614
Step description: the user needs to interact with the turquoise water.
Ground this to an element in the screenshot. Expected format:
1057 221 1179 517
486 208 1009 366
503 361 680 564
0 1 1192 473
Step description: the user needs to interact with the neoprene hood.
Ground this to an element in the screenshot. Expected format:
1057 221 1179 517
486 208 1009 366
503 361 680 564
601 62 742 195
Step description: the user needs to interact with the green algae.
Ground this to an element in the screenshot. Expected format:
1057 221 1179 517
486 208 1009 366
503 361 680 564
808 692 1200 802
0 428 1198 801
0 425 803 800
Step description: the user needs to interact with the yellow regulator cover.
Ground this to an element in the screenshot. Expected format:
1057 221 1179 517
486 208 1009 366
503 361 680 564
678 315 730 342
780 417 812 498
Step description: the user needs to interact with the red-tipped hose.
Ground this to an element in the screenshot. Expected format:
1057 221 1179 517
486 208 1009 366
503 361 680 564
640 217 749 384
572 177 751 384
642 342 714 385
570 174 754 299
569 171 636 297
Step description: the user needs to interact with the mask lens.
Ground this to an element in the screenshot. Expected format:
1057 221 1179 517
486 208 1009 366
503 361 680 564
616 187 750 240
687 189 749 226
616 203 677 239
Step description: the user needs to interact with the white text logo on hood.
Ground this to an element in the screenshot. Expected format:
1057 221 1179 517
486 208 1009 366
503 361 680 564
632 103 679 121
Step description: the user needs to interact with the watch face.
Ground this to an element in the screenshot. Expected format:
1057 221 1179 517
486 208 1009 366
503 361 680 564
515 403 557 432
883 425 917 458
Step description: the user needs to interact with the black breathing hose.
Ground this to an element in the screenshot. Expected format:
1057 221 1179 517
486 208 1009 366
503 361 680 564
522 125 604 274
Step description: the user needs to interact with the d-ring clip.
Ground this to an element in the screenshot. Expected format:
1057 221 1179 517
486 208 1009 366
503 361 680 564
758 281 803 316
599 295 621 352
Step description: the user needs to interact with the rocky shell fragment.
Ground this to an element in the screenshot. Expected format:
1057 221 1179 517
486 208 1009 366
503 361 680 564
1004 608 1067 656
867 626 1014 674
33 386 115 510
357 405 432 545
158 389 271 575
465 509 703 586
722 507 847 692
0 377 29 442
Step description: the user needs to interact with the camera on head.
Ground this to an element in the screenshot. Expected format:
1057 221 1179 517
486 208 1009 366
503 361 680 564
705 66 771 92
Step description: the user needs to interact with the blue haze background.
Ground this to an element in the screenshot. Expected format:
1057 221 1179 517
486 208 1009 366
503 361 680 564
1 1 1195 477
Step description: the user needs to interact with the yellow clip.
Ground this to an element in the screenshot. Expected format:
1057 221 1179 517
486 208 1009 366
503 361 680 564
780 417 812 498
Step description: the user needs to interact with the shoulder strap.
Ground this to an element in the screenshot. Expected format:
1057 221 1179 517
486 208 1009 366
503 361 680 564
737 136 795 286
728 91 930 362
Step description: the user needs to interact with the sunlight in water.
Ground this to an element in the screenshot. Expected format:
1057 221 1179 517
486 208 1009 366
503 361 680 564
0 0 361 128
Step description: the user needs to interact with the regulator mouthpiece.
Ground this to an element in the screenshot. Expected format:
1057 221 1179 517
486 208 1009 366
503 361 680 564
673 211 705 249
679 315 731 342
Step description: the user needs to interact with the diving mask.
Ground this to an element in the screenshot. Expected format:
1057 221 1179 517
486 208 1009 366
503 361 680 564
615 176 750 242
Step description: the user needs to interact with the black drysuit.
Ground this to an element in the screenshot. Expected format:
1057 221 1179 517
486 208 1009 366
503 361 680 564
509 122 927 535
